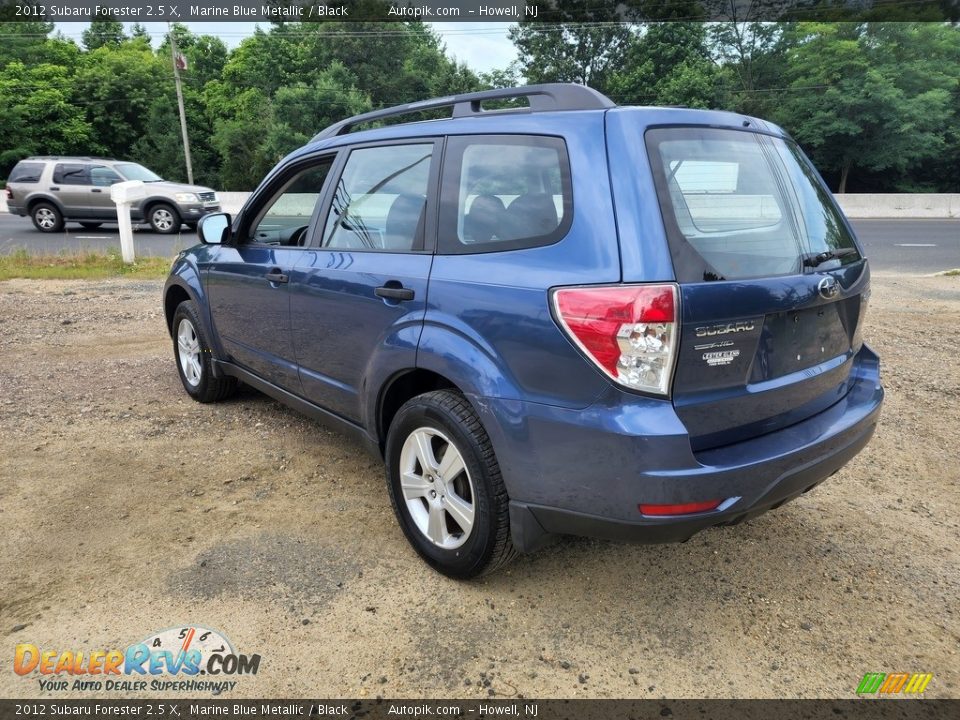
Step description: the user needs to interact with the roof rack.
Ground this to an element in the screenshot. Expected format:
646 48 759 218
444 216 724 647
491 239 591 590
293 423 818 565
27 155 117 162
311 83 615 142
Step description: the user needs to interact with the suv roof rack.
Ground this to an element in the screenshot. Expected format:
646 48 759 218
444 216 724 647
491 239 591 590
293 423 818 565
311 83 616 142
26 155 117 162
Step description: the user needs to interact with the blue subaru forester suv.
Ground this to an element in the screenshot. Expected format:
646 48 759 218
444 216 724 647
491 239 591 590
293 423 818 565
164 84 883 578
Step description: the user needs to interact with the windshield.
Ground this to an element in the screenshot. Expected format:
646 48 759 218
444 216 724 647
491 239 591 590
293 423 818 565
646 127 860 282
115 163 163 182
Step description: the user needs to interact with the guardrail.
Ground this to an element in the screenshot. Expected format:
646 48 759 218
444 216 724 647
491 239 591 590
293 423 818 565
2 192 958 219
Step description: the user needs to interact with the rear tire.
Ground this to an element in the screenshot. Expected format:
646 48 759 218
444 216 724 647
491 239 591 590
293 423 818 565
171 300 237 403
385 390 516 579
31 202 64 233
148 203 181 234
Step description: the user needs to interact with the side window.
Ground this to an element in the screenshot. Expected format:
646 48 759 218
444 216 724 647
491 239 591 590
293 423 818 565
248 159 334 246
321 143 434 252
8 162 44 183
53 163 90 185
90 165 122 187
439 135 572 254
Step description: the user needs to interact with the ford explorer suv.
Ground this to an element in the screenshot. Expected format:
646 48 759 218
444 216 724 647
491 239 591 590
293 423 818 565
163 84 883 578
5 156 220 234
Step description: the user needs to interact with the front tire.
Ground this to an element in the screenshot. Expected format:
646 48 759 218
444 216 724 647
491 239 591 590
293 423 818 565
385 390 516 579
31 202 64 233
148 203 181 234
171 300 236 403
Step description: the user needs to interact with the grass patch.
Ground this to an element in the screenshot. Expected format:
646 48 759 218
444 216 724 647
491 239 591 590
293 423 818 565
940 269 960 277
0 248 170 280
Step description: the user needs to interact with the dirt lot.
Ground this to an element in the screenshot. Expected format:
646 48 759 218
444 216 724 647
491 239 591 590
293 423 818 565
0 271 958 699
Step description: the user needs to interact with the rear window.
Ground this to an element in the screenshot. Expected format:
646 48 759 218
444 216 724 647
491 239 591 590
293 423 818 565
646 127 860 282
438 135 572 254
8 162 44 183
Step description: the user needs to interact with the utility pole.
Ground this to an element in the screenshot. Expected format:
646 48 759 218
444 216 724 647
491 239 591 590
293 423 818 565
168 22 194 185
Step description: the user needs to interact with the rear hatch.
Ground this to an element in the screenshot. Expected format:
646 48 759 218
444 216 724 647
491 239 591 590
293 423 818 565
644 126 870 451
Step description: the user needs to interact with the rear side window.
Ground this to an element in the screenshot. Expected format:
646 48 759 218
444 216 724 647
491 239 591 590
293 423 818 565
8 162 44 183
646 127 860 282
53 163 90 185
438 135 572 254
321 143 435 252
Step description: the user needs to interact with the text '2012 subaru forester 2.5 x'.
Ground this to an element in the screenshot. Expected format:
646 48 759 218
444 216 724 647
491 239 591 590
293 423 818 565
163 84 883 578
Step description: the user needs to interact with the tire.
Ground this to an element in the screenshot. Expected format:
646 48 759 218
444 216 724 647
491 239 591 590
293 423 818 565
147 203 181 234
31 202 64 233
79 222 102 230
385 390 516 579
171 300 237 403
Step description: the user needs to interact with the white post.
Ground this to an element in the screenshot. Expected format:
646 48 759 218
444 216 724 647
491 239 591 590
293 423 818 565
110 181 146 265
116 201 135 264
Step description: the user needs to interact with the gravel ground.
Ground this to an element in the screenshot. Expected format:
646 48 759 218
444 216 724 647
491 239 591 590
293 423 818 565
0 271 958 699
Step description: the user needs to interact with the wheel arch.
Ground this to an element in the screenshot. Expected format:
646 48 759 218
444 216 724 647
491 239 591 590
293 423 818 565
141 197 180 222
376 369 460 454
26 194 65 214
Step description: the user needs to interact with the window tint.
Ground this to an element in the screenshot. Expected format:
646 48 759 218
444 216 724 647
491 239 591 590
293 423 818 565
8 162 43 183
53 163 89 185
249 160 333 246
646 127 859 282
321 143 434 252
439 135 572 254
114 163 162 182
90 165 122 187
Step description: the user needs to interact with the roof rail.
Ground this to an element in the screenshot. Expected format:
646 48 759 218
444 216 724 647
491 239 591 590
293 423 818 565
311 83 615 142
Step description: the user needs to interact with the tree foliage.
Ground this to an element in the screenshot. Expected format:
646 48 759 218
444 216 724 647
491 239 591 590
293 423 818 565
0 19 958 193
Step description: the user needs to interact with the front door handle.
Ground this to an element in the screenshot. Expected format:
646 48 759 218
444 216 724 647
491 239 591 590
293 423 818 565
266 268 288 284
91 188 102 193
50 186 60 191
375 284 415 301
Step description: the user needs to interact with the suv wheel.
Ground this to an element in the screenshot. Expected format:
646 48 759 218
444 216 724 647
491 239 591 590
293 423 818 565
148 203 181 234
385 390 516 579
172 300 237 403
31 203 64 233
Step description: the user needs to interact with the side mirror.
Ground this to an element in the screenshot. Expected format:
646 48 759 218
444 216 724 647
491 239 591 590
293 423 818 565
198 212 231 245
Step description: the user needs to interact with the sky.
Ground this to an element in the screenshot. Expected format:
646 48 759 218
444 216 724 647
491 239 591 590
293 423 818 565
53 21 520 74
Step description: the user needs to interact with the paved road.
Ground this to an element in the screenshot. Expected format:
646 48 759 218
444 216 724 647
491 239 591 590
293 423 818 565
0 213 957 273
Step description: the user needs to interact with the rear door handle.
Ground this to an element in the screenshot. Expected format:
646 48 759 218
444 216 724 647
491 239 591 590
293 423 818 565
266 268 289 284
375 285 415 301
91 189 102 193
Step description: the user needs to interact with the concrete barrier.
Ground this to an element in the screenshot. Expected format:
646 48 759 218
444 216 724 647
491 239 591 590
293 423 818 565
833 194 959 218
2 191 959 219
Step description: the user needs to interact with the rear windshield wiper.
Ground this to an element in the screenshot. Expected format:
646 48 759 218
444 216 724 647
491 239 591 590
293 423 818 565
802 247 858 268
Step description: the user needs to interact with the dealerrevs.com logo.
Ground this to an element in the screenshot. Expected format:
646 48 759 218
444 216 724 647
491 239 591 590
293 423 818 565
14 625 260 694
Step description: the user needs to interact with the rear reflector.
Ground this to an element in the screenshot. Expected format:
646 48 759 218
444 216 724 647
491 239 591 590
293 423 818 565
639 500 722 516
552 283 679 395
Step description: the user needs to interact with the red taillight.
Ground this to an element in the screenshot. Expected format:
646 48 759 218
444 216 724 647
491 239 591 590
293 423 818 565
552 284 679 395
639 500 722 516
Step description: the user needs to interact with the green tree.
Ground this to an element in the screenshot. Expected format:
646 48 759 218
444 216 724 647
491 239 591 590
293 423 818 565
775 22 957 192
0 62 92 174
82 12 127 51
609 23 726 108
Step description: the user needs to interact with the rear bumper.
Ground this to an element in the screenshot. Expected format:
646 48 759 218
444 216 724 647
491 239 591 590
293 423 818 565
470 344 883 553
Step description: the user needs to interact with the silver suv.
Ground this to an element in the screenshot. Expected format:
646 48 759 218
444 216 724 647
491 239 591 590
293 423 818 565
4 157 220 234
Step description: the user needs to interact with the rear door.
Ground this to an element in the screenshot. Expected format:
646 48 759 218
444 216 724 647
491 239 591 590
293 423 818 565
51 163 93 217
289 140 439 422
643 126 869 450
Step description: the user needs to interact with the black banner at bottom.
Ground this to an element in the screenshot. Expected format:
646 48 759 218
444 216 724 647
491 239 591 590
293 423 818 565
0 700 958 720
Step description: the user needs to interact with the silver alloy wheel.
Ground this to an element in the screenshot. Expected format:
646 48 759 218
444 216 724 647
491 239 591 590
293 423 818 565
177 318 202 387
399 427 476 550
152 207 175 231
35 207 56 229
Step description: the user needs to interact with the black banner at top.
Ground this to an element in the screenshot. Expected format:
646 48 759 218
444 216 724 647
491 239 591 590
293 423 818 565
0 0 958 23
